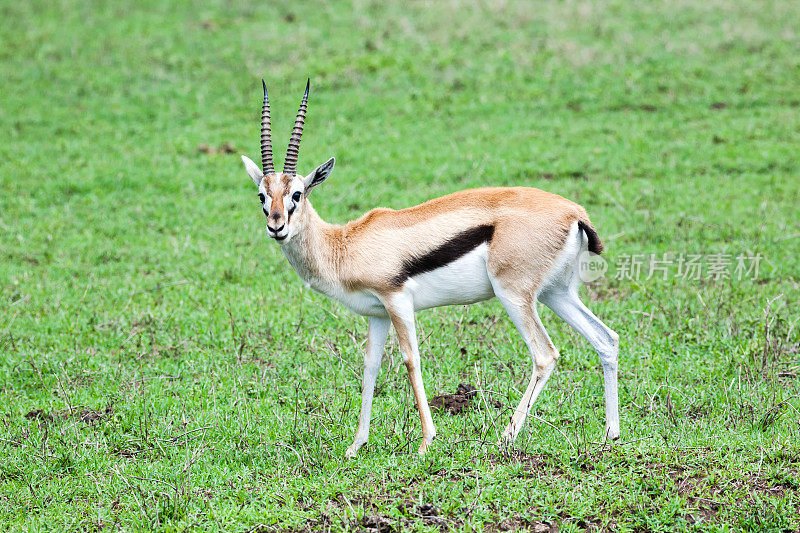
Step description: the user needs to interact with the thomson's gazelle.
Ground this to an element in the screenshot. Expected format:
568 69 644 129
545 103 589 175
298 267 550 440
241 80 620 456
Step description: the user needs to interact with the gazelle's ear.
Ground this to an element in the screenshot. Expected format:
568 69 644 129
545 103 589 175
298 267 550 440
303 157 335 194
241 155 263 186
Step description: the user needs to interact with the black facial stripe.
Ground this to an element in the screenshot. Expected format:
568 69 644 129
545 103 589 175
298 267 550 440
391 224 495 286
287 203 296 221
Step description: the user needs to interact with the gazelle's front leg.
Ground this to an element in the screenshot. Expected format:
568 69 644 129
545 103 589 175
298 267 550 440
345 316 391 458
385 294 436 455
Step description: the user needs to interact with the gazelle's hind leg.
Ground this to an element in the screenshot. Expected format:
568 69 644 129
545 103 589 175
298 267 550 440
539 288 620 439
489 275 560 443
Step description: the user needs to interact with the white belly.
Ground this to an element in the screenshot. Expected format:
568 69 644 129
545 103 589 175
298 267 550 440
405 244 495 310
316 244 495 317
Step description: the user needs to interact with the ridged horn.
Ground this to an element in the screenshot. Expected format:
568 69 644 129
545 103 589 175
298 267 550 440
283 79 309 175
260 79 275 174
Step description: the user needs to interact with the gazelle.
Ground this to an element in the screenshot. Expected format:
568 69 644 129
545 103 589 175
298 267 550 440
241 80 620 457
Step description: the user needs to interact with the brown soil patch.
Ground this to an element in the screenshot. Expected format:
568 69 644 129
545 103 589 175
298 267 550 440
246 520 334 533
360 514 403 532
24 409 53 421
24 405 113 424
78 406 113 423
429 383 501 414
485 517 557 532
361 503 454 532
739 473 795 499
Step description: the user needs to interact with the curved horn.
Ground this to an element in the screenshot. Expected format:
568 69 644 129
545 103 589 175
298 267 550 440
260 79 275 174
283 79 309 175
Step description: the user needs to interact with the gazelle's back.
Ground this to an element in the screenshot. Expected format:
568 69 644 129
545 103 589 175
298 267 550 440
343 187 586 234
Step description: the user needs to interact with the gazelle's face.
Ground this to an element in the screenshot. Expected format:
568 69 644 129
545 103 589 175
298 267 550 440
241 155 336 245
257 173 306 242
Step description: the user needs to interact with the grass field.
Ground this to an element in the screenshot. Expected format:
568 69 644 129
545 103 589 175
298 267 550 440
2 0 799 531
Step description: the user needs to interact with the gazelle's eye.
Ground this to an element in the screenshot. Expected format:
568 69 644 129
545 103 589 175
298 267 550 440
258 193 265 203
292 191 302 202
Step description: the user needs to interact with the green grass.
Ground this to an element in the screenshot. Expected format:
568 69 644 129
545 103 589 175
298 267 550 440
2 0 799 531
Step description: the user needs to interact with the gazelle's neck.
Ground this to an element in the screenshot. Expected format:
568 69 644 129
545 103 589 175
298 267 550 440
280 201 341 290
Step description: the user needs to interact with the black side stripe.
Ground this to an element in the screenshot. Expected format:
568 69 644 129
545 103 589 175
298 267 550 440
392 224 495 286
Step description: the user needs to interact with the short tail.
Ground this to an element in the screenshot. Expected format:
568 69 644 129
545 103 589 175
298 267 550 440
578 220 604 254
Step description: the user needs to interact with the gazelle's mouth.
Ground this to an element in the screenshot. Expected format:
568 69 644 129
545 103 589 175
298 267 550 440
267 224 288 241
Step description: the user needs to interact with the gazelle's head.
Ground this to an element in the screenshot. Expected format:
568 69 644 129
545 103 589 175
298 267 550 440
241 79 335 243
